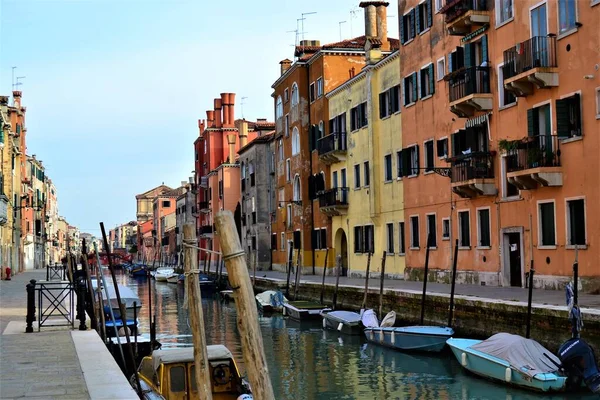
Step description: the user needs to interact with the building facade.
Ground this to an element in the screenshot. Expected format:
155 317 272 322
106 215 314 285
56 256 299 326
175 181 194 267
398 0 599 288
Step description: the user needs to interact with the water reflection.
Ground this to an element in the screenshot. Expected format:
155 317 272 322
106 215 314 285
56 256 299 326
118 272 595 400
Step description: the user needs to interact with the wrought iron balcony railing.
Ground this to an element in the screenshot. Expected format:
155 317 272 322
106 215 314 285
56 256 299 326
506 135 561 172
318 187 349 208
449 66 491 102
502 36 557 80
317 132 347 156
450 151 495 183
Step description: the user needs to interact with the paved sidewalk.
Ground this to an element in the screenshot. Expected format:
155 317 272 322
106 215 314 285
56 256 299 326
206 265 600 309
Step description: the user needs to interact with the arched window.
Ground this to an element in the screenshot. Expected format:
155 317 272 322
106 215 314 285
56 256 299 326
319 171 326 192
241 162 246 179
291 126 300 156
276 96 283 120
291 83 299 106
249 162 255 186
293 174 301 202
318 120 324 141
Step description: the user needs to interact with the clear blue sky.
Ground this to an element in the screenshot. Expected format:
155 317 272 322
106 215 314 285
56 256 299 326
0 0 397 235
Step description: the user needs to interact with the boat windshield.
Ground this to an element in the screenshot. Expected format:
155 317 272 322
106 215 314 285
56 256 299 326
170 365 186 392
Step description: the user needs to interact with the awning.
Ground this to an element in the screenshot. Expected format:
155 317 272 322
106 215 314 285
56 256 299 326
465 112 492 128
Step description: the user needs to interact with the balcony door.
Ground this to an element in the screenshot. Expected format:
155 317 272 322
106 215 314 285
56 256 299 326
530 3 548 67
340 168 347 203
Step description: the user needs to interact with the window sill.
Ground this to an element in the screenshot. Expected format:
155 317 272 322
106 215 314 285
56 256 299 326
498 102 517 111
560 136 583 144
399 252 406 256
418 27 431 36
500 196 522 203
354 187 361 191
381 115 391 121
442 237 450 241
393 110 401 116
538 245 557 250
420 94 433 102
495 17 514 30
593 0 600 7
407 174 419 179
557 28 578 41
597 114 600 120
363 185 370 189
476 246 491 250
384 180 393 184
424 170 434 175
428 246 438 251
438 155 448 160
403 38 414 46
458 246 471 250
566 245 587 250
397 177 403 181
409 247 420 251
404 102 416 109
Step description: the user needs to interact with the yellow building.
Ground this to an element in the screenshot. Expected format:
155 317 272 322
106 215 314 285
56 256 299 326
322 51 404 277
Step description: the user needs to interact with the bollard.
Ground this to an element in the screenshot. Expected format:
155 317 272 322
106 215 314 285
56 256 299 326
25 279 36 333
77 277 87 330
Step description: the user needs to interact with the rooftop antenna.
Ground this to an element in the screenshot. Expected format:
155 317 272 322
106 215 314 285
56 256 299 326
241 96 248 118
15 76 26 90
387 15 396 35
11 67 17 91
349 7 360 38
339 21 347 41
300 11 316 52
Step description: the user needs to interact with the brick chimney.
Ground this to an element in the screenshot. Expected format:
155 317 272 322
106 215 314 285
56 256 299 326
227 134 237 163
214 98 222 128
376 2 390 51
228 93 235 126
198 119 205 134
12 90 21 108
206 110 215 127
280 59 292 76
360 2 377 38
236 119 249 148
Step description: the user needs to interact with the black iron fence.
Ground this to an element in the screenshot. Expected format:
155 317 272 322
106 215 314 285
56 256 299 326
502 36 557 80
506 135 561 172
451 151 495 182
318 187 349 208
441 0 488 23
449 66 491 102
317 132 347 156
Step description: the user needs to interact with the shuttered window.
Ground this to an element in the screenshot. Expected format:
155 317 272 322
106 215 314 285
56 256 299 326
556 94 582 138
477 209 491 247
410 216 419 248
420 64 435 98
567 199 585 246
458 211 471 247
538 202 556 246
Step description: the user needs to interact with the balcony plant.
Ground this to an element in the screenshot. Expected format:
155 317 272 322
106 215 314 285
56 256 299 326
498 139 520 153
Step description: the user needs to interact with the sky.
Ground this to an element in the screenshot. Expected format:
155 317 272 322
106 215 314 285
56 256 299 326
0 0 396 236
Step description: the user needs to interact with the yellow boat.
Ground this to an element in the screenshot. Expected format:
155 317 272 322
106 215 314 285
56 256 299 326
135 345 253 400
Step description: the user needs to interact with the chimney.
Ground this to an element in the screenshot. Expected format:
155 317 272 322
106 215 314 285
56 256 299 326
227 134 237 163
280 59 292 76
0 96 8 106
221 93 230 126
228 93 235 126
198 119 205 135
12 90 22 108
349 67 356 79
236 119 249 148
376 2 390 51
214 98 222 128
360 3 377 38
257 118 267 122
206 110 215 127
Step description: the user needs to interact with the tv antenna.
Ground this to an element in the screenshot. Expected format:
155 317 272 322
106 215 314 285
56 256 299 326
300 11 317 43
11 67 17 91
241 96 248 118
349 7 360 38
15 76 26 90
339 21 347 41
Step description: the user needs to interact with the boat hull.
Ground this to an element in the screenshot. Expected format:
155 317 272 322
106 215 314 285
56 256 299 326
447 338 568 392
322 316 362 335
364 326 454 352
283 301 331 321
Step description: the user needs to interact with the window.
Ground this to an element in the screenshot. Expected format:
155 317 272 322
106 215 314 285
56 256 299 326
495 0 513 25
417 0 433 34
409 145 419 176
538 201 556 247
291 127 300 155
162 200 171 207
354 226 364 253
280 232 285 250
498 63 517 107
384 154 392 181
316 77 323 98
170 366 186 392
285 114 290 137
350 102 368 130
310 82 316 102
330 113 346 134
286 159 291 182
442 218 450 240
293 230 301 249
435 0 444 13
312 228 327 249
386 223 394 253
284 88 289 103
436 57 445 81
424 140 434 172
410 216 419 248
558 0 577 34
249 163 255 186
278 139 284 161
457 211 471 247
400 9 416 44
397 145 419 178
379 85 401 118
403 73 418 105
364 161 370 187
354 164 361 189
399 222 406 254
436 138 448 159
286 204 293 229
318 121 324 142
291 83 299 106
527 104 552 142
502 157 519 198
477 208 491 247
293 175 301 201
396 151 403 178
556 94 582 138
251 236 257 250
566 198 585 246
426 214 436 248
365 225 374 253
276 96 283 120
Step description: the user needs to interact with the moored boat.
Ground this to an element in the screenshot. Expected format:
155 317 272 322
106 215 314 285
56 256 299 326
134 345 253 399
321 310 363 335
92 280 142 323
255 290 287 313
155 267 174 282
166 274 179 284
282 300 331 321
365 325 454 352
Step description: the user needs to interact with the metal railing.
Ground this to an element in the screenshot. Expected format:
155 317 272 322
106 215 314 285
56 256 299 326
318 187 349 208
317 132 347 156
441 0 488 23
449 66 491 102
451 152 495 183
197 225 213 235
502 36 557 80
199 201 209 210
506 135 561 172
34 280 75 331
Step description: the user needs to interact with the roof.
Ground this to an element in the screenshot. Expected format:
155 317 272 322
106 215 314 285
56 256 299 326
249 120 275 130
294 35 399 57
152 345 234 371
238 132 274 154
135 184 173 200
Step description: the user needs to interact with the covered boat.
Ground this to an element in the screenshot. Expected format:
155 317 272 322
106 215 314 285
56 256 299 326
135 345 253 400
447 333 569 392
321 310 363 335
255 290 287 313
155 267 174 282
282 300 331 321
92 280 142 322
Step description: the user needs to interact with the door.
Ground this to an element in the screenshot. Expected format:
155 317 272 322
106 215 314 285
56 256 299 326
340 231 348 277
507 233 522 287
530 3 548 67
168 364 188 400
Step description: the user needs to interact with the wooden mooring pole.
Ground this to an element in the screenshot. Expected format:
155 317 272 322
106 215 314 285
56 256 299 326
332 255 341 310
183 224 213 400
215 211 275 400
448 239 459 328
420 234 432 325
285 243 294 298
378 251 387 318
320 248 329 305
361 252 372 310
293 248 301 300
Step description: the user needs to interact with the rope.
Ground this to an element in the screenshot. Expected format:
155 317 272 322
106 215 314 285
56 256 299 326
182 241 221 255
223 250 245 261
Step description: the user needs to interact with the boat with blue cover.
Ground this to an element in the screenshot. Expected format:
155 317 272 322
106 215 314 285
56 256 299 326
321 310 363 335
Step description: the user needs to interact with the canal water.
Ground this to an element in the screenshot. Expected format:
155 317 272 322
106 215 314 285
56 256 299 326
115 272 596 400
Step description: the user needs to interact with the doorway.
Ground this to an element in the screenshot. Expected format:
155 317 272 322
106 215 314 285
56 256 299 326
504 231 523 287
335 228 349 277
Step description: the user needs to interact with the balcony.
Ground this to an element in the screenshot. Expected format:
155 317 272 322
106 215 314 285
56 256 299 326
503 36 558 97
440 0 490 36
317 133 347 165
318 187 349 217
199 201 210 213
506 135 562 190
450 152 496 198
448 66 492 117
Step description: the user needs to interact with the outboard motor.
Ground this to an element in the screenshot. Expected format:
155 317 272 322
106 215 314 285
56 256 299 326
558 338 600 394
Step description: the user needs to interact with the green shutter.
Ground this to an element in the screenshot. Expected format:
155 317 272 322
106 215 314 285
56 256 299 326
527 108 539 137
464 43 473 68
409 9 416 38
429 64 435 95
556 99 569 138
415 145 420 176
416 5 421 33
426 0 433 28
481 35 488 63
412 73 418 102
448 52 453 73
399 15 405 44
379 93 385 118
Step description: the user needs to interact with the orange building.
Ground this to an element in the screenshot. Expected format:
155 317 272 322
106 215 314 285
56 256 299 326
397 0 599 288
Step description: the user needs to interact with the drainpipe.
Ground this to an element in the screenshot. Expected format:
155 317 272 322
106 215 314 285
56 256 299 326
306 64 316 275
